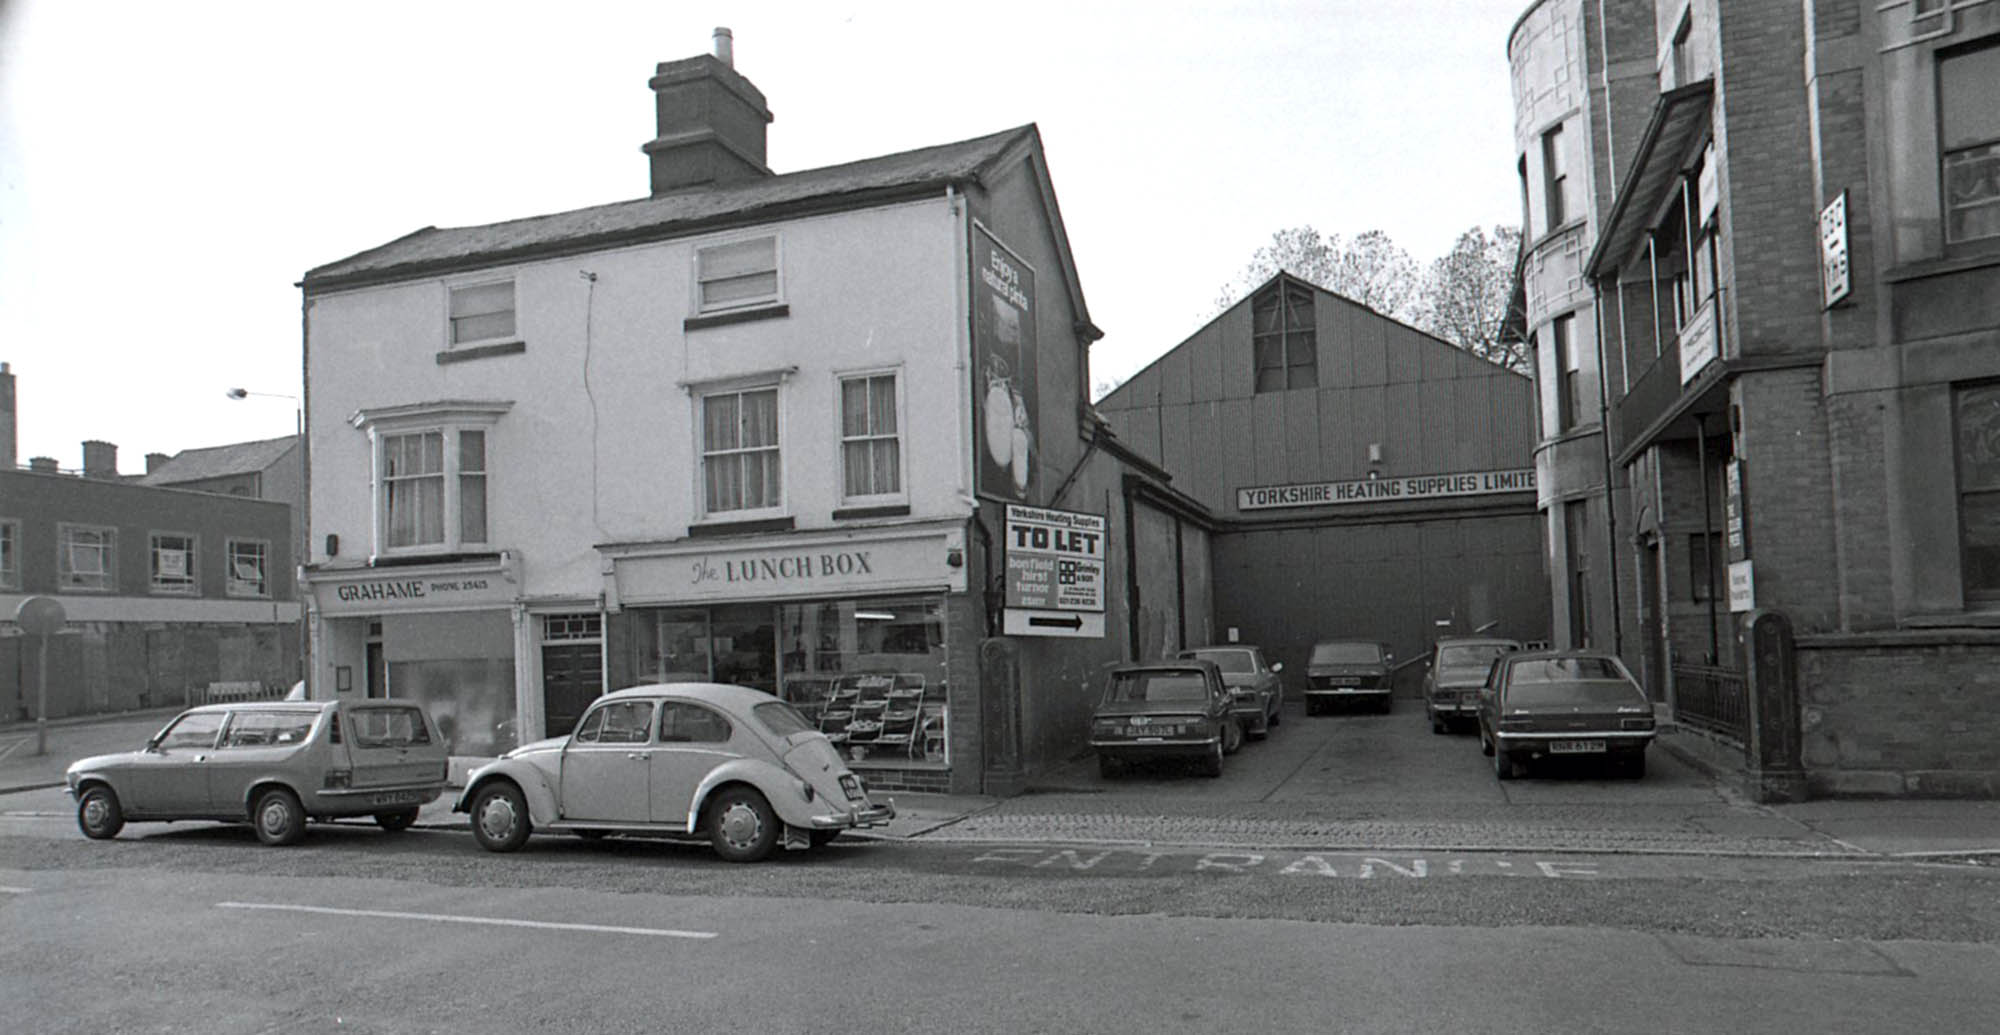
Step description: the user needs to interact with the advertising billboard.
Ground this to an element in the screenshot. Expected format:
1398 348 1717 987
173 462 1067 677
971 223 1037 502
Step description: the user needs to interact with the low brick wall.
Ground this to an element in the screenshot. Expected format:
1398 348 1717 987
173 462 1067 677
1797 631 2000 798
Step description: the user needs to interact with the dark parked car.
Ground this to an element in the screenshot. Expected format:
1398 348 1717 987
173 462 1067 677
1176 646 1283 738
1090 659 1241 778
1304 640 1394 714
1423 637 1523 733
65 699 449 845
1477 650 1656 780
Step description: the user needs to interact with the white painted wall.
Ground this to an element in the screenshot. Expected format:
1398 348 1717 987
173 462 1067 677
306 195 969 601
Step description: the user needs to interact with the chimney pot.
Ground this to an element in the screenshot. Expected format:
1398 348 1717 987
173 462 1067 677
713 26 733 67
28 456 58 473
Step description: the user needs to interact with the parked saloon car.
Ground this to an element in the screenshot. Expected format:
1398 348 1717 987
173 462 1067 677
1090 659 1241 778
456 683 895 863
1423 636 1523 733
1304 640 1395 715
1176 645 1284 738
1477 650 1656 780
66 699 448 845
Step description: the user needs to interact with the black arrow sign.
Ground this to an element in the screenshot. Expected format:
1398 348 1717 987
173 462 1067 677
1028 614 1084 630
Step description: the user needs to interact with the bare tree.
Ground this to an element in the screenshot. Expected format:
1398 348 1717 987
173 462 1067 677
1415 225 1526 373
1212 225 1421 321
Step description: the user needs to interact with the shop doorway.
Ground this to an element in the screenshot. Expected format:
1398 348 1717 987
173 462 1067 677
365 619 386 699
541 613 604 739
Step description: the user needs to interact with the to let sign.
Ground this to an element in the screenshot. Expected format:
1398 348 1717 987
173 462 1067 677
1004 504 1106 638
1820 191 1850 308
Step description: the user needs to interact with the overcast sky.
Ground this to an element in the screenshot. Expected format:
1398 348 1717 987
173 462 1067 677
0 0 1527 471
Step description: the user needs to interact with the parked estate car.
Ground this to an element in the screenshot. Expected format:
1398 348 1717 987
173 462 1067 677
1476 650 1656 780
1089 659 1241 778
1303 640 1395 715
65 699 449 845
1423 636 1523 733
1176 645 1284 738
456 683 895 863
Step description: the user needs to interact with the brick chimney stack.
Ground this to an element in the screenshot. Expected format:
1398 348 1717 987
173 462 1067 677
642 28 774 196
146 451 171 473
28 457 57 473
82 439 118 479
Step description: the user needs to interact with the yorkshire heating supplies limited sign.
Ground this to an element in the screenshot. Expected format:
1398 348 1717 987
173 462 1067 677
1003 504 1106 638
1237 468 1536 511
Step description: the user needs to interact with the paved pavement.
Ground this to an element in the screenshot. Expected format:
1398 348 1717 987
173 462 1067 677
9 706 2000 860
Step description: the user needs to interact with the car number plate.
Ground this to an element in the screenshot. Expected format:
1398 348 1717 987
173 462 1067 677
1549 740 1606 754
368 790 426 806
1326 677 1360 686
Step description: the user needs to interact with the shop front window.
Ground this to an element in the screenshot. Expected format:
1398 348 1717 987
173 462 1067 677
384 610 516 756
1956 381 2000 602
623 595 950 768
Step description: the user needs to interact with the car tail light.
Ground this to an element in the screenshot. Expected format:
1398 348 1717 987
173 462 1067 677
1498 719 1534 733
1621 717 1655 731
1092 718 1122 735
323 768 352 789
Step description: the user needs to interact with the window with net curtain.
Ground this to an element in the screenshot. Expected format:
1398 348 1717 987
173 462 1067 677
841 373 901 499
382 428 487 549
704 388 781 513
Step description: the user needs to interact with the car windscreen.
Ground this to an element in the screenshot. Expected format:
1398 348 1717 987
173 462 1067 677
346 706 433 748
1106 671 1212 703
753 701 815 738
1183 650 1252 673
1438 643 1516 674
1310 642 1382 664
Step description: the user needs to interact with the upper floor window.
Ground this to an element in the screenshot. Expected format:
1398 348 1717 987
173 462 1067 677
150 532 197 595
1669 11 1696 88
1542 125 1569 231
702 387 782 514
228 538 270 598
59 524 114 591
840 372 902 500
695 236 780 313
1941 41 2000 245
448 280 516 346
1553 314 1585 431
1955 380 2000 603
1252 279 1317 393
0 519 17 590
351 400 510 556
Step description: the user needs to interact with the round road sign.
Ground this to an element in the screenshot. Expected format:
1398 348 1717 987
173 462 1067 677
15 596 66 636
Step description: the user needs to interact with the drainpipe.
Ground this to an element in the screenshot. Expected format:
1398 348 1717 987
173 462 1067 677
1697 414 1719 663
1592 278 1622 655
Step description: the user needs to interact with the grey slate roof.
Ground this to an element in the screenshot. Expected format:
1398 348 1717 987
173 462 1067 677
140 435 298 485
303 124 1037 291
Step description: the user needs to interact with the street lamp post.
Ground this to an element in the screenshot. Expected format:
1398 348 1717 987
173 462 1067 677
224 387 301 436
225 387 307 696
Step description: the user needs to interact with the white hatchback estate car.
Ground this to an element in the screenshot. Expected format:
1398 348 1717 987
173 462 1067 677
456 683 895 863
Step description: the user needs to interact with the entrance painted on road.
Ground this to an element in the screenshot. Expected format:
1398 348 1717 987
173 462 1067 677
970 845 1602 878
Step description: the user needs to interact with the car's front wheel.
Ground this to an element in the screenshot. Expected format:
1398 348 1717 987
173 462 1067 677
1269 698 1283 727
1202 738 1225 778
707 787 779 863
76 785 123 840
252 787 306 846
809 829 842 849
374 808 419 833
470 782 531 853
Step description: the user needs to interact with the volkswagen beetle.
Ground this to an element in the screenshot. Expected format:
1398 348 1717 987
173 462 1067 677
454 683 894 862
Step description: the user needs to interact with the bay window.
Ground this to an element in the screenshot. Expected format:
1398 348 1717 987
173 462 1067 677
352 401 510 556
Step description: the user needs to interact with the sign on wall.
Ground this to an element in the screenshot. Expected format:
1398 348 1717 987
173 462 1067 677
1679 301 1718 385
1236 468 1535 512
971 224 1038 502
612 528 966 605
1003 504 1106 638
1819 191 1850 309
1724 459 1749 563
1728 559 1755 613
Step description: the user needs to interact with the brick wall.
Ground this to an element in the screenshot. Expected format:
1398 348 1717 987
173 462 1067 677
1736 370 1839 630
1799 632 2000 796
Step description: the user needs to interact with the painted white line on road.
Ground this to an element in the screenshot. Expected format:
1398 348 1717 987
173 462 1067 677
1 885 32 894
217 901 717 940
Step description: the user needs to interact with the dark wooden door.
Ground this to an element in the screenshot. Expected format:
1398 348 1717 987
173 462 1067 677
542 643 602 738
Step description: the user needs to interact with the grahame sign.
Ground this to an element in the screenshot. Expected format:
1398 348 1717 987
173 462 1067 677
1237 469 1536 511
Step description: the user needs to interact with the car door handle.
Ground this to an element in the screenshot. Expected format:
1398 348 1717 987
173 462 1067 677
626 752 649 761
192 755 207 763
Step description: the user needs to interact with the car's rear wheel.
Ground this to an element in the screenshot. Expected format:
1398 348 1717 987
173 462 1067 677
1623 752 1647 780
1223 721 1244 755
707 787 779 863
252 787 306 846
76 785 123 840
1306 699 1321 717
1269 700 1283 727
1494 747 1521 781
374 808 419 833
1202 738 1225 778
470 782 531 853
1479 725 1495 756
1377 696 1393 715
1431 716 1447 735
1098 754 1123 779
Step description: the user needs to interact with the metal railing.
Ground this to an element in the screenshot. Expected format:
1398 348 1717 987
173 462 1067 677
1671 662 1748 744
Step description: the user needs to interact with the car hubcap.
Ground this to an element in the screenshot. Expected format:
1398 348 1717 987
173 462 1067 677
478 797 516 841
717 802 761 849
83 797 109 830
260 801 290 836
